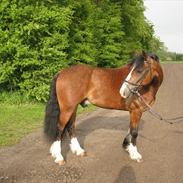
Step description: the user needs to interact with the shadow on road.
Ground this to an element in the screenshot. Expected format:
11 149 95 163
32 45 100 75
173 130 183 135
113 166 137 183
62 114 145 159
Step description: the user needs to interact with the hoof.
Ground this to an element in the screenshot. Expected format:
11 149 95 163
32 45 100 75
129 152 143 163
136 158 143 163
55 159 65 166
129 152 143 162
77 151 87 157
125 143 143 163
128 151 143 163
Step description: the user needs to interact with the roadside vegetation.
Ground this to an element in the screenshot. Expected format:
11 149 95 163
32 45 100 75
0 0 182 147
0 0 164 102
0 92 95 147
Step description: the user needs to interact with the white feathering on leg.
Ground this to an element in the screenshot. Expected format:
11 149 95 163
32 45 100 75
50 140 64 163
126 143 142 162
70 137 85 156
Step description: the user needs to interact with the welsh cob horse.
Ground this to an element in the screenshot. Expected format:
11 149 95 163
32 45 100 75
44 51 163 165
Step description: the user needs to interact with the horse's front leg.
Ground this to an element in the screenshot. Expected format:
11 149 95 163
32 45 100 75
123 110 142 162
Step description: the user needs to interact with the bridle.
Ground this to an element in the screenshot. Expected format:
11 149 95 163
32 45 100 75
123 61 152 96
124 60 183 124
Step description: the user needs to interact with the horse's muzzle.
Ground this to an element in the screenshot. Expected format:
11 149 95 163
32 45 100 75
119 82 138 98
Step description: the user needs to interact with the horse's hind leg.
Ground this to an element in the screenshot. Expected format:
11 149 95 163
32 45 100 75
50 139 64 165
123 110 142 162
67 110 86 156
50 108 76 165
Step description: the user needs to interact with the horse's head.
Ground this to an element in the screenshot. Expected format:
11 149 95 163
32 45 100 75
120 51 161 98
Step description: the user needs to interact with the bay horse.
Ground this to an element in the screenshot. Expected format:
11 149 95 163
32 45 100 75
44 51 163 165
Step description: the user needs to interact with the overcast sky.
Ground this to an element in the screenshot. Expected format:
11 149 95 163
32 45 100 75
144 0 183 53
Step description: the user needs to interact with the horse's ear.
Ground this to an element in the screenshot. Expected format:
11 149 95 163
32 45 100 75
142 50 147 60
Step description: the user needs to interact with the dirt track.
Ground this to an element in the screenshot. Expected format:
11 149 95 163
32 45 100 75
0 64 183 183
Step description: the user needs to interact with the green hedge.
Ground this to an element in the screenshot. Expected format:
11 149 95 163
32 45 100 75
0 0 158 101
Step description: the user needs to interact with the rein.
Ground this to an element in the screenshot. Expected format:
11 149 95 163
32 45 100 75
123 62 151 97
135 90 183 125
124 62 183 124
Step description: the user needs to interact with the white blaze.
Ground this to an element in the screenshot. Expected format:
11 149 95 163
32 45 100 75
119 66 135 98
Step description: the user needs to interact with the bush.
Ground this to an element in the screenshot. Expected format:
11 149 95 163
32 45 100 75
0 0 159 102
0 0 73 101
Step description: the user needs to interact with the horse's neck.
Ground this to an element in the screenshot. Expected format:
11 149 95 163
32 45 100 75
120 64 131 77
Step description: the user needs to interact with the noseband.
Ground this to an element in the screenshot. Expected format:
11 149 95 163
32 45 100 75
124 62 152 96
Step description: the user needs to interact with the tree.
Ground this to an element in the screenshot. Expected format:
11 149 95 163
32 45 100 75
120 0 155 61
67 0 97 66
0 0 73 101
93 0 124 67
0 0 164 101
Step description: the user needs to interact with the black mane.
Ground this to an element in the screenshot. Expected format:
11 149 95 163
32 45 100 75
130 52 159 68
148 53 159 62
130 54 144 69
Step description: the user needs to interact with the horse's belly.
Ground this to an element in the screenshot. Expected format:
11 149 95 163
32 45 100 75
88 94 126 110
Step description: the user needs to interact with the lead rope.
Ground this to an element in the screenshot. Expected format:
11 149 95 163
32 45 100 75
135 91 183 124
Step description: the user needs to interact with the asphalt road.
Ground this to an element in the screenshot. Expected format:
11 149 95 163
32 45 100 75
0 63 183 183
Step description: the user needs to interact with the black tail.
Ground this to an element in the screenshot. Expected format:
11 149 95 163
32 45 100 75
44 73 60 141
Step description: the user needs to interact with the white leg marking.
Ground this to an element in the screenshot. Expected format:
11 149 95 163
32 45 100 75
50 140 65 164
70 137 85 156
84 99 91 105
126 143 142 162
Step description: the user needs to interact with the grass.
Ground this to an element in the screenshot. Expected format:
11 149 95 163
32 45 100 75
0 103 45 146
0 92 95 147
